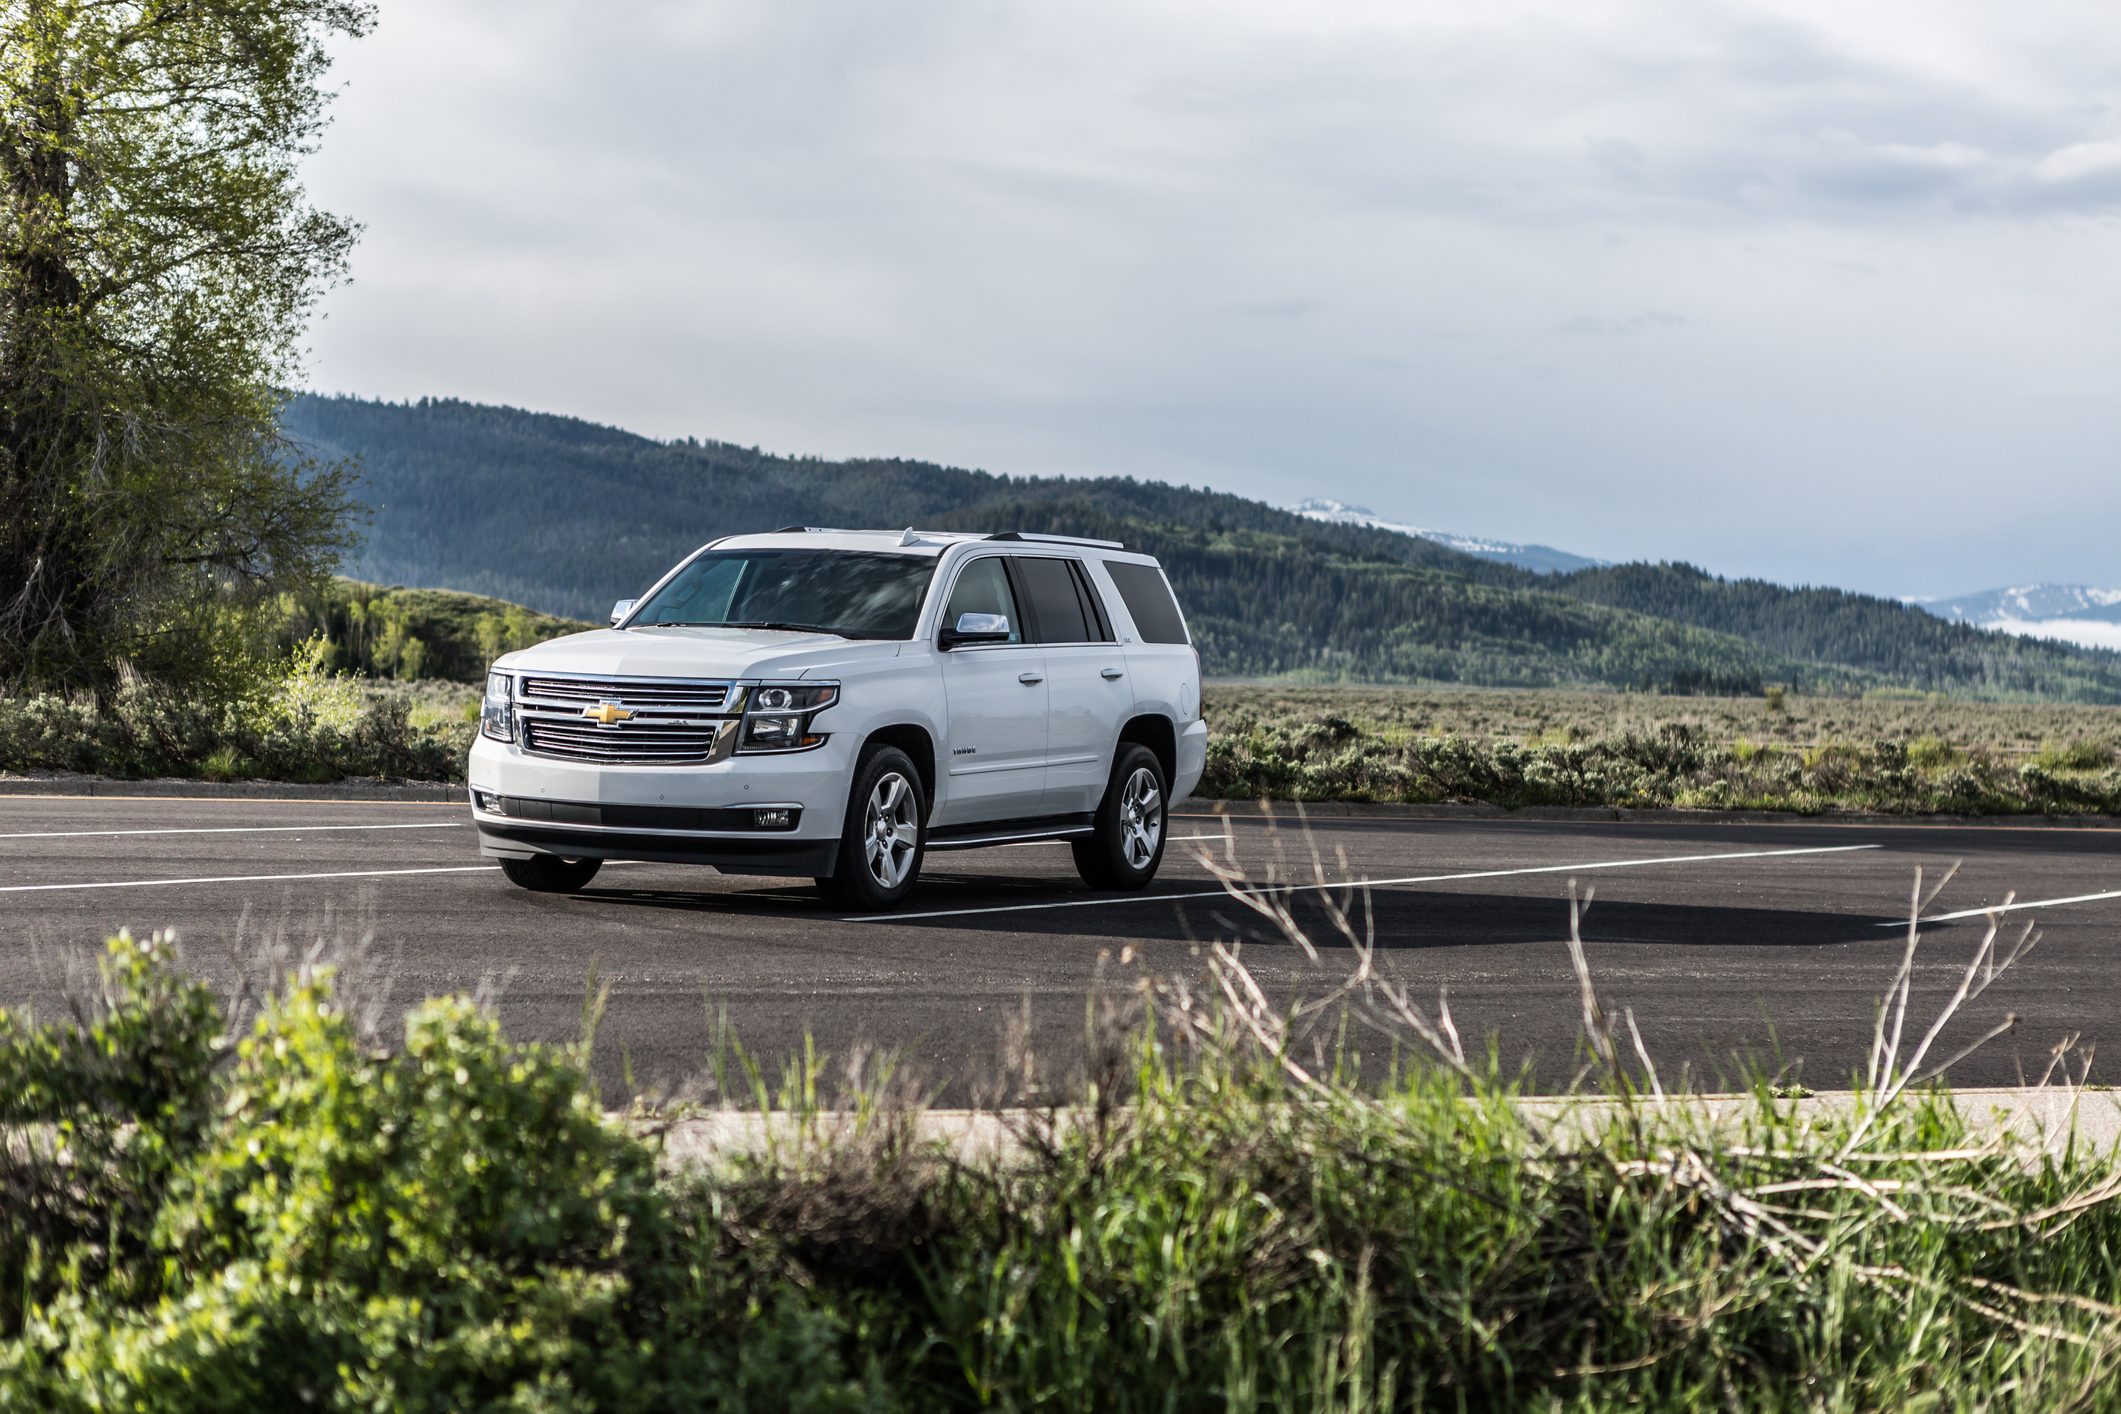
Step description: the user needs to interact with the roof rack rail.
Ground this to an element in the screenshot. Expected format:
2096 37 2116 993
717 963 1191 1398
985 531 1126 550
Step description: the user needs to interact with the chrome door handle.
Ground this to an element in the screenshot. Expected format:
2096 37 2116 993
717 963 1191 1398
1019 672 1044 685
1100 667 1125 680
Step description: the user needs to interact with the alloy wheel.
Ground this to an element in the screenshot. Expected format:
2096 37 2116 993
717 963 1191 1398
1119 765 1163 870
864 771 920 889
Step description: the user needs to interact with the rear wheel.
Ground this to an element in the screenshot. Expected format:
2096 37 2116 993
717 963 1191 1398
499 855 602 894
1073 744 1167 890
817 744 927 911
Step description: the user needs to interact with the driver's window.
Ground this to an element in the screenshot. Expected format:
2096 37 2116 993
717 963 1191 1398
943 558 1022 643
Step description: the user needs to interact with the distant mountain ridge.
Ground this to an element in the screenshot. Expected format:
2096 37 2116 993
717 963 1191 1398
283 393 2121 701
1287 498 1605 575
1915 584 2121 653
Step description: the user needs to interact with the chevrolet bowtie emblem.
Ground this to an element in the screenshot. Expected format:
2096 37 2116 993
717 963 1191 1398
582 702 634 726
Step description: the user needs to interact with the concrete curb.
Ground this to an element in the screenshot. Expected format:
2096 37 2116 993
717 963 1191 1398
643 1087 2121 1168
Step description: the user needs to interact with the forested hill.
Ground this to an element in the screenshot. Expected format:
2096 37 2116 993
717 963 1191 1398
1550 565 2104 701
284 394 2121 701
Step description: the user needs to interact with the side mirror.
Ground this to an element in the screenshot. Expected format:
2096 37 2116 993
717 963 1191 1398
609 598 636 626
941 611 1012 648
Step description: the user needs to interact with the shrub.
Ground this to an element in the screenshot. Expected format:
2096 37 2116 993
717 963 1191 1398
0 647 468 784
0 933 880 1411
4 925 2121 1409
2035 736 2116 772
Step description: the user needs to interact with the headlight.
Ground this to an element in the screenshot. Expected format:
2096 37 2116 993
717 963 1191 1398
480 670 515 743
736 682 837 754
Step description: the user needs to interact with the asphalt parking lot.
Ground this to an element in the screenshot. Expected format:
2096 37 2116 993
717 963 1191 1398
3 794 2117 1100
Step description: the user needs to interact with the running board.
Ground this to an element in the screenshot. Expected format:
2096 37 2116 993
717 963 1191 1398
925 813 1095 851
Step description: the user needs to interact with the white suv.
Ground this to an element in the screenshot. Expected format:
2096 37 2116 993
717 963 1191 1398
468 529 1207 910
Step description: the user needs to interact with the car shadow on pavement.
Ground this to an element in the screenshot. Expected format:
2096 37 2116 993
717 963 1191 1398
568 874 1888 952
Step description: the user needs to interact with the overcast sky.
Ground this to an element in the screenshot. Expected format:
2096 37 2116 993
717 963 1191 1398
303 1 2121 597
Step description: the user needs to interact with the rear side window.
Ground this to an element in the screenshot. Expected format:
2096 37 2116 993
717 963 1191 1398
1016 556 1110 644
1104 561 1189 644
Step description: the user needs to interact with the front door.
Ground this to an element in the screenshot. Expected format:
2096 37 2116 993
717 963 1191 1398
934 555 1048 827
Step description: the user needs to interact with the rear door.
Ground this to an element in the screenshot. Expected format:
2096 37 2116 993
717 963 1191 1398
1015 555 1132 815
1097 552 1199 734
933 554 1049 827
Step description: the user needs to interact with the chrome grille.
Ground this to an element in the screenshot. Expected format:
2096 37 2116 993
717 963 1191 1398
519 674 732 712
515 673 735 763
521 717 726 764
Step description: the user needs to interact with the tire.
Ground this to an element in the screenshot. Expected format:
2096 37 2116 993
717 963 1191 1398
1073 743 1167 891
817 744 927 911
499 854 602 894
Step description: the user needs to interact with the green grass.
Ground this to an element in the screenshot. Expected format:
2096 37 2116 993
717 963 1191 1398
2 919 2118 1410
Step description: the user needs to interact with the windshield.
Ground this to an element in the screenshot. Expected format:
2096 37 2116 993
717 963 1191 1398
626 549 938 640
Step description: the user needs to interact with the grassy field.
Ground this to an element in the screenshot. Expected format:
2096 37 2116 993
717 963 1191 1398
1207 683 2121 756
1203 685 2121 815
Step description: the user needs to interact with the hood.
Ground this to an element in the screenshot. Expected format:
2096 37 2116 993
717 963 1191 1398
494 626 900 680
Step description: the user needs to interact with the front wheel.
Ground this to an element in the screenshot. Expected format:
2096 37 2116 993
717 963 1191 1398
817 744 927 911
499 854 602 894
1073 744 1167 891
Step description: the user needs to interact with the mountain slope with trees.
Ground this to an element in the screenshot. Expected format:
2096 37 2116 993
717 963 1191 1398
285 394 2121 702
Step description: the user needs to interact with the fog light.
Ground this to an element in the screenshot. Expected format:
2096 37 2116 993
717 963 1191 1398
475 790 504 814
754 808 793 829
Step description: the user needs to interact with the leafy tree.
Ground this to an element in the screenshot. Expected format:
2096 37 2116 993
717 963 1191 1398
0 0 372 691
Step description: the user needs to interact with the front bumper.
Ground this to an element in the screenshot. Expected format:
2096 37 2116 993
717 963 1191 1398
468 731 852 876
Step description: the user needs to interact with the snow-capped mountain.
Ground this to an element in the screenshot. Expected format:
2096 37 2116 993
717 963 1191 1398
1913 585 2121 652
1287 498 1604 576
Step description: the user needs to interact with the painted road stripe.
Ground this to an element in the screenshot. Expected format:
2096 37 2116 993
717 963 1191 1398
862 842 1884 923
0 821 464 841
1885 888 2121 927
0 864 502 894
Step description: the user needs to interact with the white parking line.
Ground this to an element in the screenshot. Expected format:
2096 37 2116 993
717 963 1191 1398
1888 888 2121 926
0 821 465 841
0 859 661 896
0 864 501 894
861 842 1884 923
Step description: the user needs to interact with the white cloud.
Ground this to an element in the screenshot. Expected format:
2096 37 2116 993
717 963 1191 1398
1872 140 1988 170
1993 619 2121 652
1557 312 1687 336
299 1 2121 596
2035 136 2121 183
